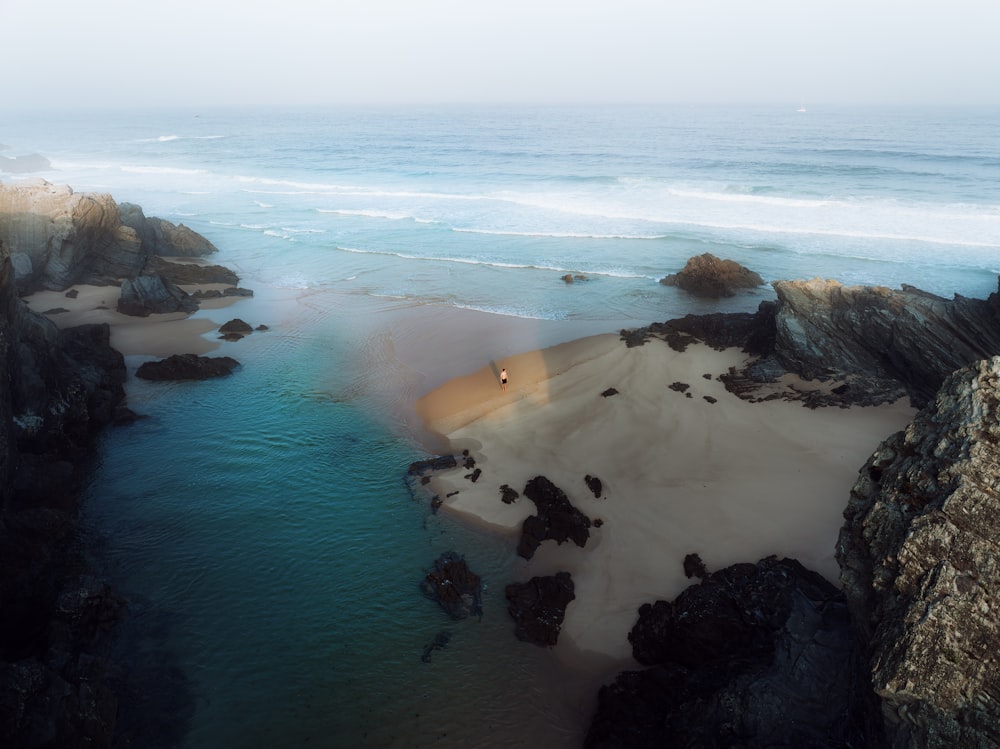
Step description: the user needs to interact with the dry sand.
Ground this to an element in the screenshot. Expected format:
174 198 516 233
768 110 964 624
22 283 242 357
415 332 916 664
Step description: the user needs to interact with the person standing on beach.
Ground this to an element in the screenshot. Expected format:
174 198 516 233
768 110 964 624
500 368 508 392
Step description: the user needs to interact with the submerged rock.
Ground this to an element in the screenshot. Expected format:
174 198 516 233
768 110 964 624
420 551 483 620
135 354 239 381
837 356 1000 748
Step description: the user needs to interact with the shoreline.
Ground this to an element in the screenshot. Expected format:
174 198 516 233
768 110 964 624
22 282 245 358
413 330 917 664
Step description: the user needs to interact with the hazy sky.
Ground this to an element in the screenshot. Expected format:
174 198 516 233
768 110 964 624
3 0 998 109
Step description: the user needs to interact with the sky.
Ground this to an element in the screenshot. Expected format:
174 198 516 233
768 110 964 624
2 0 998 109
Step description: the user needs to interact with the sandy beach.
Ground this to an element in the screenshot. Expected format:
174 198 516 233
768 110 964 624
415 332 916 664
22 282 243 358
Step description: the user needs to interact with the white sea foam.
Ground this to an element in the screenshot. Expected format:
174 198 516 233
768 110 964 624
333 245 647 279
453 227 666 240
121 165 208 176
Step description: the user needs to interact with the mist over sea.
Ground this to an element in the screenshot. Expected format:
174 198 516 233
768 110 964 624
3 104 998 746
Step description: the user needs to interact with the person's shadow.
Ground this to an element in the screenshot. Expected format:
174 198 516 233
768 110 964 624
489 360 502 389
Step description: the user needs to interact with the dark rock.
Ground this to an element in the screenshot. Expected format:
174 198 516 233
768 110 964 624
147 255 238 286
420 552 483 620
464 468 482 483
505 572 575 647
516 476 591 560
421 630 451 662
600 387 619 398
135 354 239 381
683 553 707 579
561 273 589 283
837 356 1000 748
659 253 764 298
703 395 717 404
584 474 603 498
500 484 519 504
117 274 198 317
0 238 129 746
587 557 856 748
462 455 476 469
619 328 649 348
218 319 254 338
668 381 689 393
120 203 217 257
593 518 604 528
407 455 457 476
255 324 269 331
64 289 79 299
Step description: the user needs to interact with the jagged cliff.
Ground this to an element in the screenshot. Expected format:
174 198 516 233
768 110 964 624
643 276 1000 408
837 357 1000 748
0 180 222 746
0 235 128 746
0 179 216 293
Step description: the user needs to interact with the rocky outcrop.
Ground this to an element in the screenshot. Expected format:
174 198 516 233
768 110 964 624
135 354 240 381
629 276 1000 408
768 279 1000 407
147 255 238 286
0 180 216 293
421 551 483 620
836 357 1000 748
517 475 591 559
117 274 198 316
659 253 764 298
0 240 129 746
218 318 254 340
504 572 575 647
118 203 217 258
586 556 857 748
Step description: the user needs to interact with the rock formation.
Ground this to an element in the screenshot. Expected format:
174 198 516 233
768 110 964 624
517 475 591 560
0 180 216 293
586 556 858 748
837 357 1000 748
631 276 1000 409
135 354 240 381
420 551 483 620
117 274 198 316
504 572 575 647
659 253 764 298
0 239 129 746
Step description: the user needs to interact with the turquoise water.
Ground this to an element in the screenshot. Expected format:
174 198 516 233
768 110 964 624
81 296 597 747
4 104 999 746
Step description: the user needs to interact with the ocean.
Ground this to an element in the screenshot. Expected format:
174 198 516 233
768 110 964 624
3 104 999 747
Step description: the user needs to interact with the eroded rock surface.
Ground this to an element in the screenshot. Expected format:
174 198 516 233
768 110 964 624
135 354 240 381
0 180 216 293
837 356 1000 748
420 551 483 620
629 277 1000 408
517 475 591 559
659 253 764 298
586 556 856 748
505 572 575 647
